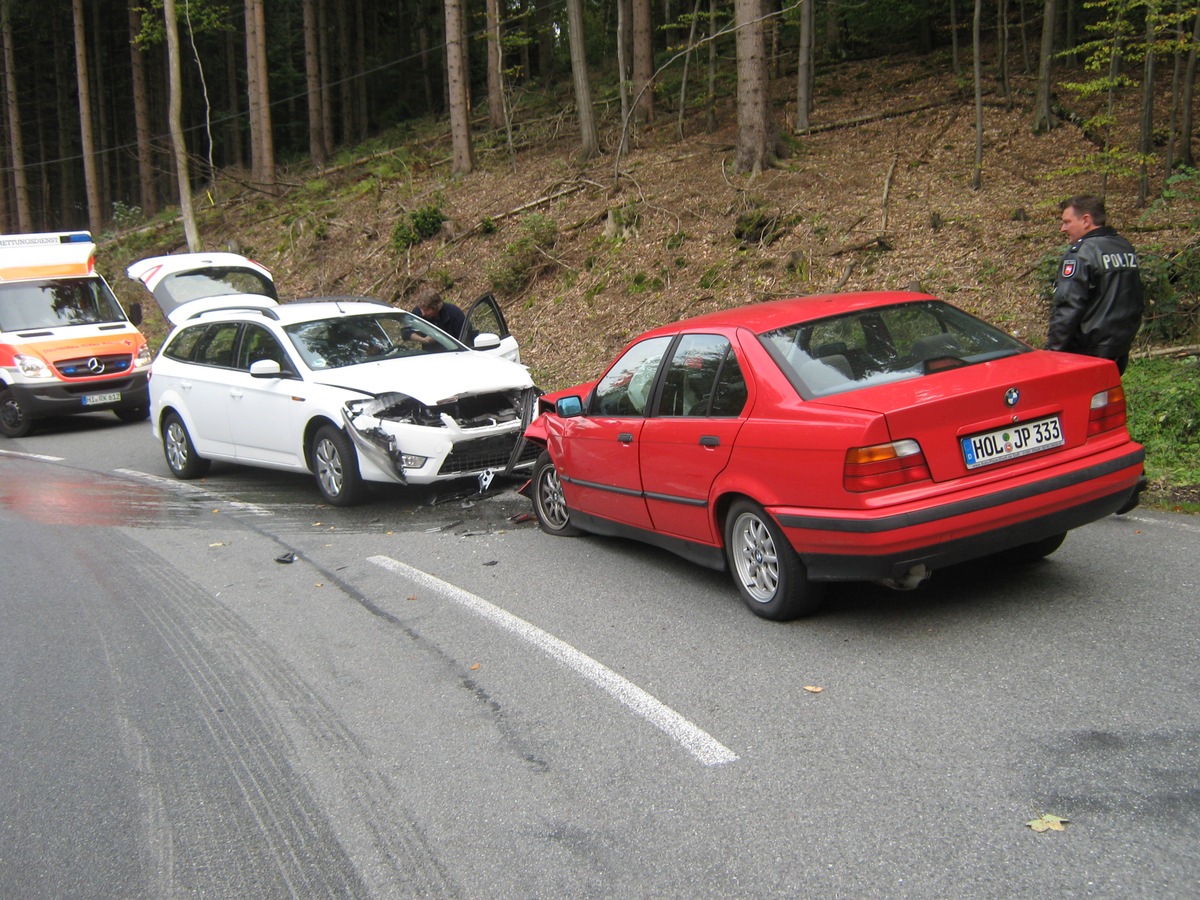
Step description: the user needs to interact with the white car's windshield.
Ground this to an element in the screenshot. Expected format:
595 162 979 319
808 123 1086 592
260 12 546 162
284 311 463 369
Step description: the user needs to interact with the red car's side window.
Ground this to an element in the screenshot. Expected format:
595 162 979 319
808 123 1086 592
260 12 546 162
592 337 671 416
654 334 746 418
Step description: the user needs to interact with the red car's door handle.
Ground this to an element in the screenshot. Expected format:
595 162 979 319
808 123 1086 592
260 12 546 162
699 435 720 447
618 432 634 443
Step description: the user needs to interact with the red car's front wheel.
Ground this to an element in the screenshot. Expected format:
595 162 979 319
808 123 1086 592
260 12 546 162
532 451 581 536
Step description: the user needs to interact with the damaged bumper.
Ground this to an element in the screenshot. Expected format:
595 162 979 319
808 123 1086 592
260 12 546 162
341 386 542 484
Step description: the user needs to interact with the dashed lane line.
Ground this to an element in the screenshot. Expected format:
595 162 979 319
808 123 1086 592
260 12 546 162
368 554 738 767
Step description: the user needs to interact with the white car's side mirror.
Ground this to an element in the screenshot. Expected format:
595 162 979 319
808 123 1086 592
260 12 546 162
249 359 283 378
472 332 501 351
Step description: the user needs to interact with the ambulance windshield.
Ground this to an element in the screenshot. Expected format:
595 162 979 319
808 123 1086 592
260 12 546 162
0 278 128 331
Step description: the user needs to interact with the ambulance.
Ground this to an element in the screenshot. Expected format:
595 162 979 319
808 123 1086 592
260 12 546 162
0 231 152 438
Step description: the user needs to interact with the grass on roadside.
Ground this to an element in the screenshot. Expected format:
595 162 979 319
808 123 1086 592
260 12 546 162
1124 356 1200 512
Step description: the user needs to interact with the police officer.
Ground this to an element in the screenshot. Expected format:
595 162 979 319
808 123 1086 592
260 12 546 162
1047 194 1144 374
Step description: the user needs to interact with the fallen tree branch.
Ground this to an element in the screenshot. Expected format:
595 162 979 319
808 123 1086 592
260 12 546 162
881 153 899 232
830 235 892 256
1137 344 1200 359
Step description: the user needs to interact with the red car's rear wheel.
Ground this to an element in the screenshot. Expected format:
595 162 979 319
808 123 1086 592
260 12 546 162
725 499 824 620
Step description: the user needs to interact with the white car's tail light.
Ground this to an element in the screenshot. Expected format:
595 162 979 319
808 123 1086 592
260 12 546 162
1088 386 1127 436
844 439 931 492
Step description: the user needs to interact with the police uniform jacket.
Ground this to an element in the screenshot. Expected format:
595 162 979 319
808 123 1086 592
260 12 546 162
1047 225 1144 360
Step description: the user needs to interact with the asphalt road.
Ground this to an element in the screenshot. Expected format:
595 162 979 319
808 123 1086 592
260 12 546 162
1 412 1198 898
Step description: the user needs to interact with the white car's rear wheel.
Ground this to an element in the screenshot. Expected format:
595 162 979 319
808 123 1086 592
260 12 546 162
162 412 210 479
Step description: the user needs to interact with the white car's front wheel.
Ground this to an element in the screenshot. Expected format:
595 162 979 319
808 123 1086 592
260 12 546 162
311 424 364 507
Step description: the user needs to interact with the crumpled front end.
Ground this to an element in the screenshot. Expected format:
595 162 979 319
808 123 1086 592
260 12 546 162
342 386 542 484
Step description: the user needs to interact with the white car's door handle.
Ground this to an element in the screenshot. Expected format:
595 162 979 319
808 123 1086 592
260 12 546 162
229 388 244 399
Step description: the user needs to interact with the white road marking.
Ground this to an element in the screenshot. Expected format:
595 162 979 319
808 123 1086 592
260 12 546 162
115 468 273 516
368 555 739 767
0 448 64 462
1120 513 1200 535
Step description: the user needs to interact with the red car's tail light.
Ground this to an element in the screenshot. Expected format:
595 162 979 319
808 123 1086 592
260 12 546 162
844 439 931 492
1088 386 1127 436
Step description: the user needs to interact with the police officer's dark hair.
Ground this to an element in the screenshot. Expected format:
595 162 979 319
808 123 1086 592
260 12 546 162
1059 194 1107 226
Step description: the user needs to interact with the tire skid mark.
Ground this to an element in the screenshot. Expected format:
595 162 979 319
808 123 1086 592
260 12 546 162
78 528 460 898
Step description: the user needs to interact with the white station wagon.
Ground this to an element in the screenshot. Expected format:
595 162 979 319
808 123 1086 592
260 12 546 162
129 254 537 505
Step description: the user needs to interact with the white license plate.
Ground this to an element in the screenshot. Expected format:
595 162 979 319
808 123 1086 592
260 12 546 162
82 392 121 406
961 416 1063 469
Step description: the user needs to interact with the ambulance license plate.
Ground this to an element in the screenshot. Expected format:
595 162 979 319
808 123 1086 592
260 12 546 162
82 392 121 406
961 416 1063 469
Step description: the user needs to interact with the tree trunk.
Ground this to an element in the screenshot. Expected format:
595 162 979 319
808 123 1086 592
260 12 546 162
1137 12 1156 207
706 0 717 132
1164 0 1185 175
566 0 599 161
632 0 655 123
337 1 354 143
1180 6 1200 168
950 0 961 76
164 0 200 250
536 0 555 81
733 0 775 175
1034 0 1057 133
444 0 475 174
303 0 327 167
795 0 813 131
245 0 276 192
1 0 31 231
677 0 702 139
486 0 505 130
319 0 334 156
972 0 983 190
127 4 158 216
997 0 1012 109
71 0 101 232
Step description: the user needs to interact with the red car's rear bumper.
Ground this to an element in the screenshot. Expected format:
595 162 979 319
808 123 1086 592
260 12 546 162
773 447 1145 582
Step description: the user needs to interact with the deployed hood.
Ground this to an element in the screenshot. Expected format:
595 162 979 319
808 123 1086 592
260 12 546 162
317 350 533 401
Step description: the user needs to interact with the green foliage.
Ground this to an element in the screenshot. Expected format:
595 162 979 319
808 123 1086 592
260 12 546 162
391 204 446 252
1124 358 1200 490
110 201 143 231
133 0 232 48
734 203 784 246
1150 166 1200 225
485 214 560 296
1139 246 1200 343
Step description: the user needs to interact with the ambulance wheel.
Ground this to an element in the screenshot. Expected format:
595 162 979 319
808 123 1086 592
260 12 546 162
0 387 33 438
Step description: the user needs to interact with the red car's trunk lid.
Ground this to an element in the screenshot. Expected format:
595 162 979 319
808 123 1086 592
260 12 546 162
817 352 1117 482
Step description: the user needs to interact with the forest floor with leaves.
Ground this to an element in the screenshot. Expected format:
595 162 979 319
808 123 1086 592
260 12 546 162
106 49 1200 505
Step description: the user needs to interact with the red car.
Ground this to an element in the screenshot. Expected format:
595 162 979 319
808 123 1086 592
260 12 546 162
523 291 1144 620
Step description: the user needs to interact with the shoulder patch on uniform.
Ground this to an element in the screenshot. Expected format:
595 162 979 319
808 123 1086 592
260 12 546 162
1061 259 1077 278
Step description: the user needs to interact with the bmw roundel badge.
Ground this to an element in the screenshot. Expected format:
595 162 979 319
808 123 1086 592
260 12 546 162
1004 387 1020 407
